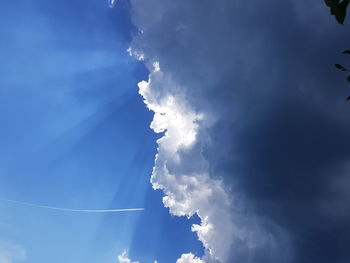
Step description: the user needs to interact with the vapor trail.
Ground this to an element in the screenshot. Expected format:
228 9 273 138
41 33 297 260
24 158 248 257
0 198 144 213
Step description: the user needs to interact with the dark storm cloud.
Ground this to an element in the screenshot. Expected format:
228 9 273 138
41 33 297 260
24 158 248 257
214 102 350 262
129 0 350 262
208 3 350 263
205 2 350 262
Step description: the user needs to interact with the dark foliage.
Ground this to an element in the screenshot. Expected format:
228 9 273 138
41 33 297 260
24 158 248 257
325 0 349 24
325 1 350 100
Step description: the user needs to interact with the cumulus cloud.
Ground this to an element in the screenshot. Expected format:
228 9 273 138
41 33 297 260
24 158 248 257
0 239 26 263
135 62 241 262
128 0 350 262
176 253 203 263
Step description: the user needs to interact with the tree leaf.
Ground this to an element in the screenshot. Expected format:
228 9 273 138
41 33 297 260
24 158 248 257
346 96 350 101
335 0 349 24
343 50 350 54
325 0 340 8
335 63 348 71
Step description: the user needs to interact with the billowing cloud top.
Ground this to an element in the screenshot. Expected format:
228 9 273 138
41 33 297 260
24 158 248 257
124 1 350 262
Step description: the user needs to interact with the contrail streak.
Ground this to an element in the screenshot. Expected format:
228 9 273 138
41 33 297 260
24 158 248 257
0 198 144 213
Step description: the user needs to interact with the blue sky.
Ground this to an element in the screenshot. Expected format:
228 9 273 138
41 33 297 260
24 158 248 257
0 1 202 263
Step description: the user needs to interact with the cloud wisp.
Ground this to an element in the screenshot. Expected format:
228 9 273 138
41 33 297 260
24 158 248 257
118 251 140 263
0 238 26 263
0 198 144 213
108 0 117 8
118 251 158 263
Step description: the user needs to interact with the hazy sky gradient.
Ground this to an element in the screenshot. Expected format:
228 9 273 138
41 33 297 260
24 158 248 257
0 1 202 263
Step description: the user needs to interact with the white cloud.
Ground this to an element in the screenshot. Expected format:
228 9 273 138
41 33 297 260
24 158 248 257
136 63 236 262
117 251 139 263
0 239 26 263
176 253 203 263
